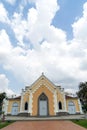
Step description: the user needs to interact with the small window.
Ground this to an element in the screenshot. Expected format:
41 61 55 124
12 102 18 107
59 101 62 110
68 101 75 106
25 102 28 110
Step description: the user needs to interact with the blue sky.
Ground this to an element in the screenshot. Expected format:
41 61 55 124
53 0 87 39
0 0 87 95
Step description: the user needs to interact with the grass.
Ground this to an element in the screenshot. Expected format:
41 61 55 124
72 119 87 129
0 120 15 129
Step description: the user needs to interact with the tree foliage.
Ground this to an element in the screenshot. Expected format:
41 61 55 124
77 82 87 113
0 92 6 114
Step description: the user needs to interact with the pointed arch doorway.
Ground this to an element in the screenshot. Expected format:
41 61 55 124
11 102 18 115
68 101 76 114
38 93 49 116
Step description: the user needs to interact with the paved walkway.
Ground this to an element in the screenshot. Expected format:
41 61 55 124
5 114 85 121
1 121 87 130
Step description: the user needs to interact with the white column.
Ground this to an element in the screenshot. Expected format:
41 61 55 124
20 90 24 113
5 99 8 115
28 92 33 115
28 92 30 114
63 93 67 111
78 99 83 114
2 99 8 115
54 89 58 114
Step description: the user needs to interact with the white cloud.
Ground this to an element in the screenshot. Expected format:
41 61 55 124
27 0 59 45
83 2 87 18
0 3 10 23
10 12 28 47
5 0 16 5
65 88 78 94
0 30 13 64
72 2 87 45
0 74 14 95
8 0 60 47
0 30 12 50
28 8 38 26
0 0 87 94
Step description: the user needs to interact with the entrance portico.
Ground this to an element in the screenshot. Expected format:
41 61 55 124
38 93 49 116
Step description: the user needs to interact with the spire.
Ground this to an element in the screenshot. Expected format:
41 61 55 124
42 72 44 75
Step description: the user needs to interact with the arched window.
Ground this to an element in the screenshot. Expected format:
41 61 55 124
12 102 18 107
68 101 75 106
68 101 76 114
25 102 28 110
12 102 18 115
59 101 62 110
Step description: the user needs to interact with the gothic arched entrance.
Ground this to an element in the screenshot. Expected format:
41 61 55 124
68 101 76 114
11 102 18 115
38 93 49 116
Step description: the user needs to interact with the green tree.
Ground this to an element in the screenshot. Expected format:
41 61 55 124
0 92 6 114
77 82 87 113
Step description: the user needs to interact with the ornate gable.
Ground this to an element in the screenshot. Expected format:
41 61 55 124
29 73 57 93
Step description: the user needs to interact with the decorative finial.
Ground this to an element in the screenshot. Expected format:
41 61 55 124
42 72 44 75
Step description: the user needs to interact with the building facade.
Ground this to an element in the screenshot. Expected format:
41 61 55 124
3 73 82 116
